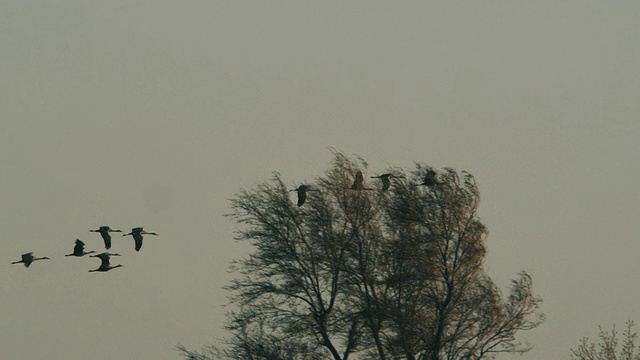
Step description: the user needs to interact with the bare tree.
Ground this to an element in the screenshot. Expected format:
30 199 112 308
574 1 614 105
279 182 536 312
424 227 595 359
182 153 544 359
571 321 640 360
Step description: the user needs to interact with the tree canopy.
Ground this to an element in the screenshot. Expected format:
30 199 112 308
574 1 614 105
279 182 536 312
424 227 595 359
181 153 544 360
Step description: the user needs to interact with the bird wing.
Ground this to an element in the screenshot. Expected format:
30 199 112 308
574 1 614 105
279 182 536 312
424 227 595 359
102 232 112 249
134 234 143 251
73 240 85 254
95 253 111 267
297 190 307 206
381 178 391 191
22 253 34 267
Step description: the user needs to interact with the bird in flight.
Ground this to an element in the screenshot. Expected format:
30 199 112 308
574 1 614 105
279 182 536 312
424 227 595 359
65 239 96 257
123 227 158 252
290 185 316 207
88 252 123 272
371 173 404 191
90 226 123 249
11 252 50 267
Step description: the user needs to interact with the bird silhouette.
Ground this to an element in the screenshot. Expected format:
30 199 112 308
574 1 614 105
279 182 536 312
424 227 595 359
11 252 50 267
123 227 158 252
371 173 404 191
420 170 440 187
65 239 96 257
290 185 316 207
351 171 372 190
90 226 122 249
88 252 123 272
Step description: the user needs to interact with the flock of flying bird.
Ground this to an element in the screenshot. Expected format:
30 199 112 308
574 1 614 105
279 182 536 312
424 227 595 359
10 170 438 269
290 169 439 207
10 226 158 272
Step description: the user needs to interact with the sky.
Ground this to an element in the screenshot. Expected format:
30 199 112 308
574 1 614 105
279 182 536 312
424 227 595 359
1 1 639 359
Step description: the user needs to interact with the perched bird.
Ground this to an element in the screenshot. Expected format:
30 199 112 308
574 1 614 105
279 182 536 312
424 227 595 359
371 173 404 191
65 239 96 257
351 170 373 190
123 227 158 252
89 252 123 272
90 226 123 249
420 170 439 187
351 170 364 190
11 252 50 267
290 185 316 207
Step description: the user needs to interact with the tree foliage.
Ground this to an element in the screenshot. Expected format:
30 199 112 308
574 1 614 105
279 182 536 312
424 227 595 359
183 153 544 360
571 321 640 360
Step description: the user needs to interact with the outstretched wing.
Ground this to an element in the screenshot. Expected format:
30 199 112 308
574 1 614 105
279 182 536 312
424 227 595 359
297 190 307 207
101 232 112 249
22 253 34 267
95 253 111 267
134 234 143 252
381 177 391 191
73 239 85 254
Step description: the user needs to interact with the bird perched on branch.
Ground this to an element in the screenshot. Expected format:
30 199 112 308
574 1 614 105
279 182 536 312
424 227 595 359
65 239 96 257
290 185 316 207
11 252 50 267
420 169 440 187
89 252 123 272
123 227 158 252
351 171 372 190
90 226 122 249
371 173 405 191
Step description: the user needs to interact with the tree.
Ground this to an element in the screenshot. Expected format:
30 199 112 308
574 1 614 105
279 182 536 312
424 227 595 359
570 321 640 360
182 152 544 360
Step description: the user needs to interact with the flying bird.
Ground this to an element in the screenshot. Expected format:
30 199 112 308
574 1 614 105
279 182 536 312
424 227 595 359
88 252 123 272
90 226 123 249
371 173 404 191
65 239 96 257
11 252 50 267
290 185 316 207
123 227 158 252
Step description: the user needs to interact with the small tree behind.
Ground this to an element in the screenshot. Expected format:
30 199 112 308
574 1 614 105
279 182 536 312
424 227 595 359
571 321 640 360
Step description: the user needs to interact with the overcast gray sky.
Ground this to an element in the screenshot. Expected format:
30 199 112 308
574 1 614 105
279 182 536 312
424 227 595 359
1 1 639 359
